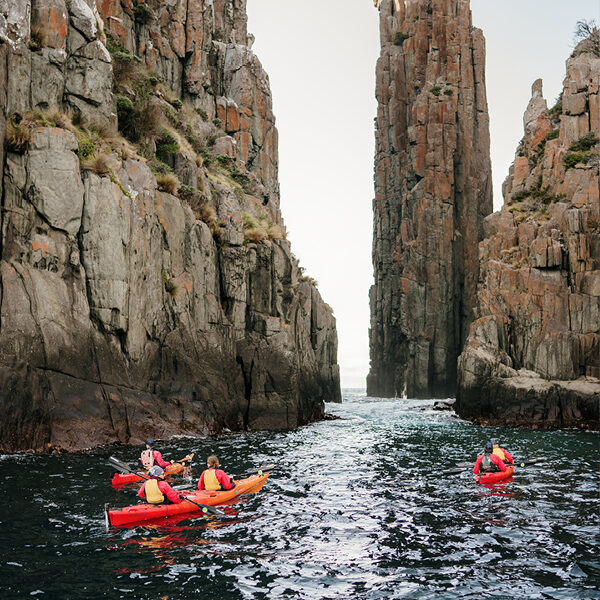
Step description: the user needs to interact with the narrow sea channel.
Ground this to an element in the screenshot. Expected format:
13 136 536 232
3 389 599 599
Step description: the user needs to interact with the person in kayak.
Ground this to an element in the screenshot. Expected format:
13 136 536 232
140 439 174 470
491 439 514 464
473 442 507 474
198 455 235 491
137 466 183 504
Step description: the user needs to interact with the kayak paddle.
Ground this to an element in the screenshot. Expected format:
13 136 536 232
107 456 223 517
109 455 136 473
174 453 194 464
179 494 225 517
442 467 467 475
515 456 546 467
237 463 276 478
453 456 546 469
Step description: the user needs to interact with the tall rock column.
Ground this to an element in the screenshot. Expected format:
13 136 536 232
368 0 492 398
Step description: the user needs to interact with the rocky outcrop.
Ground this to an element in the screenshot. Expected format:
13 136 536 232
368 0 492 398
0 0 340 452
456 40 600 429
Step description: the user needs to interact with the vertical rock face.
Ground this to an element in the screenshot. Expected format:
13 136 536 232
456 39 600 429
368 0 492 398
0 0 340 452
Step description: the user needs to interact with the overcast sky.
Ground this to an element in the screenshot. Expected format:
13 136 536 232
246 0 599 390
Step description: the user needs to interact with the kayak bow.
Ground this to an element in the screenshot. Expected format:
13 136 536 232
105 472 269 527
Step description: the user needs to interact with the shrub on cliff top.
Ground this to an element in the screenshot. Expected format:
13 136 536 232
568 132 599 152
134 2 154 25
573 19 600 57
564 150 599 170
549 93 563 122
155 128 180 163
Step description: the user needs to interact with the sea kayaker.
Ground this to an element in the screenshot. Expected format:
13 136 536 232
198 455 235 491
491 439 514 464
140 439 174 470
473 442 507 475
137 466 183 504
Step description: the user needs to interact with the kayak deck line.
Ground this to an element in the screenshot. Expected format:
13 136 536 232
105 473 269 527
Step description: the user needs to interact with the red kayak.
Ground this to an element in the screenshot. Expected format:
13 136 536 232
111 454 194 486
474 465 514 485
105 472 269 527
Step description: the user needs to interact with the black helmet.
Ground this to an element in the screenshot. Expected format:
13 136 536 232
145 439 154 446
484 442 493 453
491 438 498 445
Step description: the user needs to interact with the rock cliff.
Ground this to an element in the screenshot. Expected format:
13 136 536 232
456 39 600 429
368 0 492 398
0 0 340 452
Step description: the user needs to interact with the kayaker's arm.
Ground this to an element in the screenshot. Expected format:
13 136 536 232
473 455 483 474
491 454 507 472
158 480 183 504
217 469 235 490
153 450 170 468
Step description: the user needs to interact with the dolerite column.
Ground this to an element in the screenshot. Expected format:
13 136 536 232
368 0 492 398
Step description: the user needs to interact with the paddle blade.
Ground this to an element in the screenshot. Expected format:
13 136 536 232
176 453 194 464
520 457 547 466
109 456 134 474
239 463 276 478
442 467 466 475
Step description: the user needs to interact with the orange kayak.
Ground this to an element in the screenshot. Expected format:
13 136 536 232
111 454 194 486
105 472 269 527
474 465 514 485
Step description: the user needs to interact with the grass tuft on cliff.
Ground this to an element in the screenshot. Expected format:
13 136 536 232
241 211 285 244
156 173 180 196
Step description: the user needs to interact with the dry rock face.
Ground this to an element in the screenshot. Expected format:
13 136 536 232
368 0 492 398
0 0 340 452
456 41 600 429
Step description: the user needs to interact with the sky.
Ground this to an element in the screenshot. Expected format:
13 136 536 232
246 0 599 389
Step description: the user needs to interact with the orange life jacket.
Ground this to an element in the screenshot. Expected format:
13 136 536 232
141 449 154 469
493 448 506 461
203 468 221 491
144 479 165 504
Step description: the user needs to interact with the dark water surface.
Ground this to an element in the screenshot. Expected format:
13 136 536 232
3 390 599 599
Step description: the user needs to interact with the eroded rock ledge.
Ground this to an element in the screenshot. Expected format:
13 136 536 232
0 0 340 452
